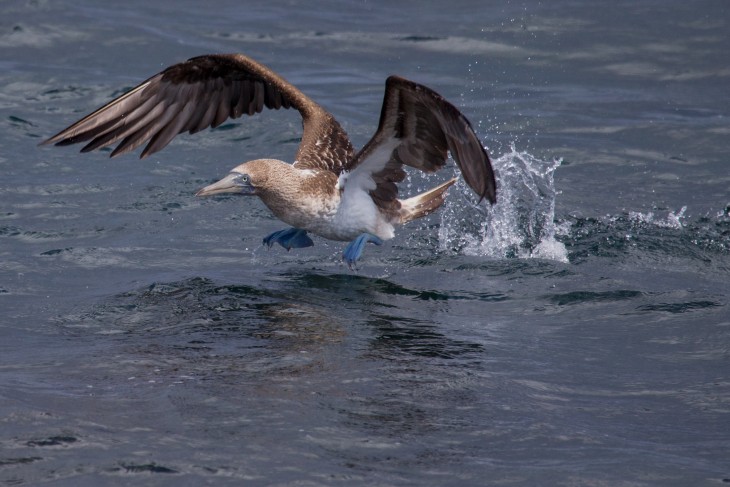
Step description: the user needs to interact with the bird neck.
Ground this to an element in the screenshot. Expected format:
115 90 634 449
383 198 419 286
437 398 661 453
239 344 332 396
255 162 337 222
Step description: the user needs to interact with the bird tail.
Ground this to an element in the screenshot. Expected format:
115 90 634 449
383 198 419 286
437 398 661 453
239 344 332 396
398 178 457 224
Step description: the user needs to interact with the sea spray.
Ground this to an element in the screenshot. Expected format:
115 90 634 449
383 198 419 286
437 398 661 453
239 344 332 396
439 144 568 263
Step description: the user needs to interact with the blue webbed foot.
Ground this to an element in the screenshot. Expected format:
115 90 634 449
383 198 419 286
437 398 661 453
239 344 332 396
342 233 383 268
263 228 314 251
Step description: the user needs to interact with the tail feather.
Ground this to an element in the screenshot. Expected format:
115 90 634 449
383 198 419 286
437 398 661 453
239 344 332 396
398 178 457 224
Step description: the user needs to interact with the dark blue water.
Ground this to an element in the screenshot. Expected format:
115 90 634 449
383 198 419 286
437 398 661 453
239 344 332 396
2 0 729 485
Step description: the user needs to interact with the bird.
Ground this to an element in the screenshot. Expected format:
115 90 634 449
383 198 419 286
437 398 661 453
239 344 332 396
41 53 496 267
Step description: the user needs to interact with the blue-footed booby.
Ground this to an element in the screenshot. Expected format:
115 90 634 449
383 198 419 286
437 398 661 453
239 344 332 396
42 54 496 267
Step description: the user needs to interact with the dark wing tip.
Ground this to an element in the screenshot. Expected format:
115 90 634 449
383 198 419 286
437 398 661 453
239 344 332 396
39 131 73 147
481 177 497 205
52 138 76 147
382 75 497 205
466 148 497 205
478 147 497 205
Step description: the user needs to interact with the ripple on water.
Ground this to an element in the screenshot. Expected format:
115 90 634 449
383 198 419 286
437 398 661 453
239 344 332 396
546 289 645 306
636 300 723 314
565 209 730 265
54 273 494 379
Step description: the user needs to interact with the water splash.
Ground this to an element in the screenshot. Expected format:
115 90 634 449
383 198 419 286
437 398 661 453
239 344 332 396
439 144 568 262
627 206 687 229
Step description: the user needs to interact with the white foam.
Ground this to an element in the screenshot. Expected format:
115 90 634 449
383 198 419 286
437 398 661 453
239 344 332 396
628 206 687 229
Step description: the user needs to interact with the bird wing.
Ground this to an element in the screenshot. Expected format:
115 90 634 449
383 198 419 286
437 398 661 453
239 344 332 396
41 54 353 172
344 75 496 215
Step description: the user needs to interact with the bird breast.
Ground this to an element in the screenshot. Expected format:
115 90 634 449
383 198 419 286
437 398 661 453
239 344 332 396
258 170 394 242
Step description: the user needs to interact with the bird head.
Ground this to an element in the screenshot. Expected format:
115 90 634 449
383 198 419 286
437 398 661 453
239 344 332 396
195 160 274 197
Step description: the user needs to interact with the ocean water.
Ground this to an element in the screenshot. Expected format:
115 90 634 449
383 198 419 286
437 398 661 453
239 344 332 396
1 0 729 485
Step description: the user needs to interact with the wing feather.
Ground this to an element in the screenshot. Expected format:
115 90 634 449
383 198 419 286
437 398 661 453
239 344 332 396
80 100 168 152
110 102 181 157
346 76 496 207
141 101 197 158
42 54 353 171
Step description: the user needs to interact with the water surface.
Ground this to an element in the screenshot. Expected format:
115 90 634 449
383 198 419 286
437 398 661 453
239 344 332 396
1 0 729 485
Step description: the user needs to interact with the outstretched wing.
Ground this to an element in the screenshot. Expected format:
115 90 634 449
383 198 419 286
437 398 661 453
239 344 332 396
345 75 496 213
41 54 353 172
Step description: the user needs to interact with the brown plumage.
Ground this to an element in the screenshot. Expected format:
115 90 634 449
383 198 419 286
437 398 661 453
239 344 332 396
42 53 497 266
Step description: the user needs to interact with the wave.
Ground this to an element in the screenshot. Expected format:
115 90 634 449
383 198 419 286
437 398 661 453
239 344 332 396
436 144 729 268
566 207 730 266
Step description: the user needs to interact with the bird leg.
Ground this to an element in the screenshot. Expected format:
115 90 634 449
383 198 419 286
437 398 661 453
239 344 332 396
262 228 314 251
342 233 383 268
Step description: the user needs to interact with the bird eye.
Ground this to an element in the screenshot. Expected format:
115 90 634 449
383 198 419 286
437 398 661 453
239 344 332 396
233 173 249 184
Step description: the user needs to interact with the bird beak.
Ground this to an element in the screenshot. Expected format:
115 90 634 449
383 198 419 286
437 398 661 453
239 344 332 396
195 172 254 197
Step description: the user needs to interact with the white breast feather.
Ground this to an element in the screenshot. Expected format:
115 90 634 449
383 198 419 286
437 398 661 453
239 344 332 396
328 139 399 241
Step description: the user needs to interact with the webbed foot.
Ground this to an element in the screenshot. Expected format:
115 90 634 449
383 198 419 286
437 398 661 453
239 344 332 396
342 233 383 268
263 228 314 251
